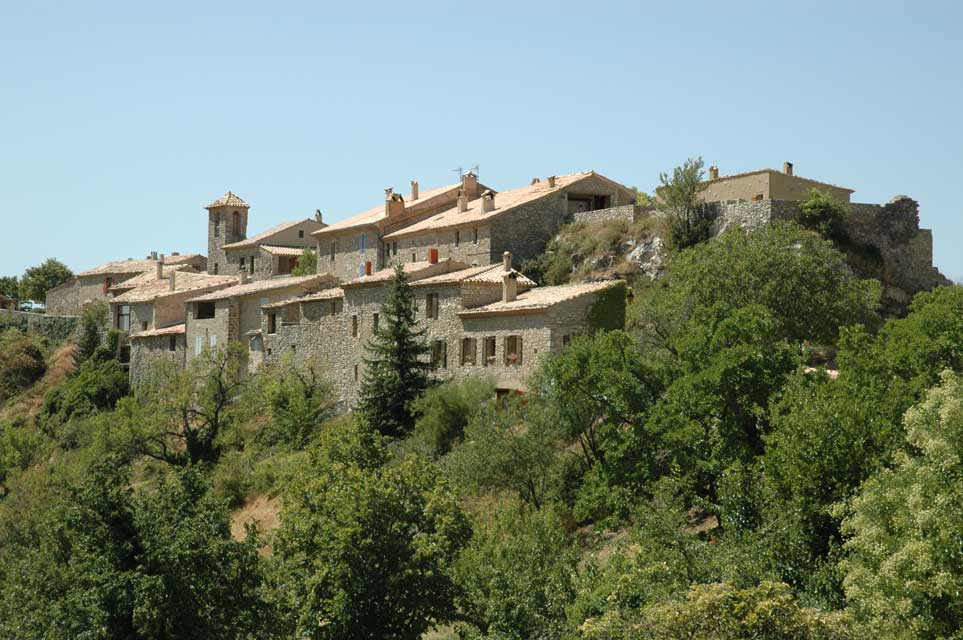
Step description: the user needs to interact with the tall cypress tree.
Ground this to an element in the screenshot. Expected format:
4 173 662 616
358 264 431 437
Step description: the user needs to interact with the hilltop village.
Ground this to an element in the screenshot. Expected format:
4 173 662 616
43 163 945 405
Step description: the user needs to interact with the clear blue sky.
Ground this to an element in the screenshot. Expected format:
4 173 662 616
2 1 961 278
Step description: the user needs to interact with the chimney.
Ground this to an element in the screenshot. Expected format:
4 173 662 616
315 209 323 223
168 271 176 292
481 189 495 213
239 271 248 285
150 251 158 260
410 180 419 201
501 252 517 303
457 194 468 212
783 161 794 176
531 177 541 185
709 165 719 180
428 248 439 264
155 261 163 281
547 176 556 188
171 251 180 256
384 189 405 217
462 172 479 198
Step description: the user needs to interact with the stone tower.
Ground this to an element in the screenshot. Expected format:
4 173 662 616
204 191 249 276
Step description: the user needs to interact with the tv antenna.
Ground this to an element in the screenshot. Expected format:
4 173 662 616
452 164 480 180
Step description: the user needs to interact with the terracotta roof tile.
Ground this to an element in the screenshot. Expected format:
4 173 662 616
130 323 186 339
458 280 622 317
260 245 310 257
187 273 336 302
111 273 238 303
342 259 469 287
205 191 250 208
164 253 205 265
411 263 536 288
78 258 160 277
223 218 325 250
108 265 198 292
298 287 345 302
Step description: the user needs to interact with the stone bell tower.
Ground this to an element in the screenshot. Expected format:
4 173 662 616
204 191 249 276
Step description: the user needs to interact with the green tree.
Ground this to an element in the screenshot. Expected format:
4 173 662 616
75 301 107 363
799 189 850 244
658 157 714 250
269 418 470 639
454 502 577 639
39 357 129 448
18 258 72 302
839 371 963 639
409 375 495 457
358 264 431 438
632 222 881 347
291 248 318 276
0 461 268 639
0 329 46 405
447 397 562 509
0 276 18 299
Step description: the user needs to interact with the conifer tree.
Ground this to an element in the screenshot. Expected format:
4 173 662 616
358 264 431 437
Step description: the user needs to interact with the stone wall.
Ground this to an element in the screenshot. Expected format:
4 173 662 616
390 225 493 267
129 333 185 384
316 229 376 281
572 204 649 225
45 280 80 316
0 308 79 342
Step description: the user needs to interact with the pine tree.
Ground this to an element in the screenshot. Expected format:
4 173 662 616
358 264 431 437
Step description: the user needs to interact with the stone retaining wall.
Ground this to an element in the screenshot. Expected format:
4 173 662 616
572 204 651 225
0 308 79 342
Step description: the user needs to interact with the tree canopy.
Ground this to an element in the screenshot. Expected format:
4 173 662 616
18 258 72 302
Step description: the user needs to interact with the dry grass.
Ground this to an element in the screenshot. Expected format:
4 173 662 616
231 493 282 555
0 342 76 424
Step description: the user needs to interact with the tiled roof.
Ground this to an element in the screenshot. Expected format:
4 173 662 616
458 280 622 317
108 265 198 292
187 273 336 302
383 171 631 240
111 273 238 304
260 245 309 257
298 287 345 302
342 259 469 287
130 323 186 339
164 253 205 265
705 169 854 193
315 181 476 236
205 191 250 209
223 218 324 250
411 263 537 288
78 258 159 277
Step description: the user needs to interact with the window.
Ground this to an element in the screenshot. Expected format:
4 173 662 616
213 263 219 275
372 313 379 332
360 233 366 254
358 264 365 277
461 337 477 366
353 364 359 381
298 229 305 238
283 304 300 325
196 301 216 320
141 321 148 332
472 228 478 245
431 339 448 370
232 211 240 237
411 252 416 262
267 313 278 335
330 240 336 262
209 334 217 348
483 336 496 366
103 277 113 295
454 230 460 247
504 335 523 366
562 334 571 348
240 257 246 270
351 314 358 337
249 257 255 275
392 242 398 256
195 336 203 356
117 305 131 332
426 293 439 319
169 335 177 352
214 218 220 236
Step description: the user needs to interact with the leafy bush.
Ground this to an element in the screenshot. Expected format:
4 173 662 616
799 189 850 244
408 376 495 457
657 157 715 250
0 329 46 405
40 358 129 447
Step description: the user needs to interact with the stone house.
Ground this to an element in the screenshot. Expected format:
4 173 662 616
184 273 338 374
45 253 206 316
311 174 490 282
260 251 625 405
699 162 854 203
205 191 326 279
380 171 637 269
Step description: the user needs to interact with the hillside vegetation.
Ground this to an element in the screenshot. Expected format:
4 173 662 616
3 215 963 639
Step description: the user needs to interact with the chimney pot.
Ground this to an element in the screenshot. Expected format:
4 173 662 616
150 251 158 260
457 195 468 212
168 271 176 292
547 176 557 188
410 180 419 201
531 177 541 185
171 251 180 256
461 172 479 198
155 261 163 281
239 271 248 284
709 165 719 180
784 161 793 176
502 251 512 272
428 248 439 264
385 191 405 217
481 190 495 213
315 209 323 223
501 252 517 303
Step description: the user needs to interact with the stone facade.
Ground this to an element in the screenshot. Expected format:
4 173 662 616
129 331 185 383
45 279 80 316
572 204 650 225
206 197 249 277
700 167 854 203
